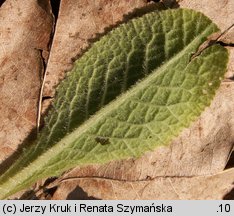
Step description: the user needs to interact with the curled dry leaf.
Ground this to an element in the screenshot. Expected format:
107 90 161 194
0 0 53 161
52 168 234 200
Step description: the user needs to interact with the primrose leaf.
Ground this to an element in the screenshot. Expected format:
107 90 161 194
0 8 228 199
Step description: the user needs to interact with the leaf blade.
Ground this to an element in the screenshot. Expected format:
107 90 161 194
0 8 228 199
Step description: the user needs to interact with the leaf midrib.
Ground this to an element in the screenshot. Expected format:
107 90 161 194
0 22 217 195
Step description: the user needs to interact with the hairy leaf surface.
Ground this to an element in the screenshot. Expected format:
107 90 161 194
0 9 228 199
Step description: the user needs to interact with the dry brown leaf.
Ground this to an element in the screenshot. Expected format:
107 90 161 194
0 0 53 161
52 168 234 200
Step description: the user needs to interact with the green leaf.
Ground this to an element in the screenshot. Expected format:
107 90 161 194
0 8 228 199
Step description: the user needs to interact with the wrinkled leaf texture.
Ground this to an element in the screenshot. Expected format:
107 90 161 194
0 9 228 199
